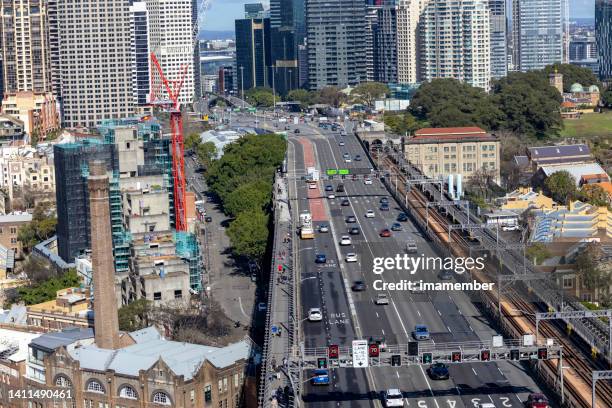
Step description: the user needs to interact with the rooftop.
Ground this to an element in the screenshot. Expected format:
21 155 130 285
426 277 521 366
527 144 590 160
30 327 94 352
540 163 609 186
0 213 33 224
408 127 496 143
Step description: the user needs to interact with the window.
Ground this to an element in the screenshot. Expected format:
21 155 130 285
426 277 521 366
154 292 162 301
118 385 138 399
152 391 171 405
174 290 182 299
204 385 212 402
563 276 574 289
223 377 228 392
10 227 16 234
218 379 223 393
234 373 239 388
190 390 195 402
55 375 72 388
86 380 105 394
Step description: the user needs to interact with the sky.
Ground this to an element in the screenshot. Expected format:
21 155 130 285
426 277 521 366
203 0 594 32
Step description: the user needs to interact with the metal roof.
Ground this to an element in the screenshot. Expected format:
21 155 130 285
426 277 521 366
540 163 608 186
528 144 590 159
30 328 94 352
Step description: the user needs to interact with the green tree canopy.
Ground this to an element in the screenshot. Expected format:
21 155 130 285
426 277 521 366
185 133 201 151
118 299 151 332
14 269 80 305
601 85 612 108
579 184 610 207
313 86 347 107
223 180 272 217
351 82 390 107
244 87 278 107
543 63 601 92
195 141 217 170
409 79 501 129
18 203 57 253
383 112 423 135
287 89 314 109
544 170 577 204
226 209 269 261
526 243 551 265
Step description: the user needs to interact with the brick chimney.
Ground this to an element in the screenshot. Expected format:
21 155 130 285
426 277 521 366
88 160 120 349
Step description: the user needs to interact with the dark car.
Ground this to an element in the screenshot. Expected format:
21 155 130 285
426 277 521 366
315 254 327 264
524 393 549 408
397 212 408 222
352 280 366 291
336 184 345 192
380 203 390 211
380 229 392 237
380 197 389 204
349 227 360 235
391 223 402 231
427 363 450 380
341 199 350 206
294 128 300 133
205 216 213 222
354 155 362 161
346 215 357 223
325 185 334 192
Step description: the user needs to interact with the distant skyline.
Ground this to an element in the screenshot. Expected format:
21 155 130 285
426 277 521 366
203 0 594 31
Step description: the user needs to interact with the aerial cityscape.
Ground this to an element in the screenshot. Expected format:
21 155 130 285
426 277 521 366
0 0 610 407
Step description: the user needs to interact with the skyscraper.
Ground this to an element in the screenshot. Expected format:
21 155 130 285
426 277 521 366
0 0 52 93
372 6 398 83
596 0 612 80
396 0 425 85
131 2 150 107
235 17 272 92
488 0 507 79
306 0 367 90
420 0 491 90
270 0 304 95
513 0 565 72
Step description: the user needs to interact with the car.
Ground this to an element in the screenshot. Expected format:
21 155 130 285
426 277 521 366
502 224 520 232
341 199 350 206
383 389 404 407
339 141 345 146
346 215 357 223
380 197 389 204
336 184 345 192
344 157 352 163
248 260 258 272
340 236 352 246
391 222 402 231
354 155 362 161
352 280 366 291
476 404 496 408
327 193 336 199
397 212 408 222
364 178 373 185
325 185 334 192
380 229 392 237
294 128 300 133
345 253 358 263
205 216 213 222
524 393 549 408
365 210 375 218
427 363 450 380
406 240 418 253
250 273 257 282
349 227 360 235
315 254 327 264
308 308 323 321
380 203 390 211
413 325 430 340
308 183 317 189
375 294 389 305
319 224 329 233
342 152 350 159
257 302 267 312
340 131 347 136
310 369 330 385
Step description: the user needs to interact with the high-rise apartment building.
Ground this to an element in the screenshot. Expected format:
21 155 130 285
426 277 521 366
48 0 135 128
373 5 398 83
513 0 566 72
0 0 52 93
306 0 367 90
596 0 612 80
235 17 271 92
365 6 380 82
131 2 150 107
420 0 491 90
270 0 305 95
396 0 425 85
488 0 507 79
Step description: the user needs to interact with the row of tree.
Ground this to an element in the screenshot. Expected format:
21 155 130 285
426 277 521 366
544 170 611 207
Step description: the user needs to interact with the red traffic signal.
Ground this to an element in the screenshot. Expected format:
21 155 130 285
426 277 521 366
537 348 548 360
328 345 339 359
368 343 380 357
451 351 462 363
480 350 490 361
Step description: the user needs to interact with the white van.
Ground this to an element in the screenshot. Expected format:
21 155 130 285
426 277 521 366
406 240 418 254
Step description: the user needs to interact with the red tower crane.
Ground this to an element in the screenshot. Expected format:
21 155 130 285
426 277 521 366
149 53 189 231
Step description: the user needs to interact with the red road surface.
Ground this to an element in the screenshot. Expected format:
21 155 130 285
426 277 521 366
298 137 327 222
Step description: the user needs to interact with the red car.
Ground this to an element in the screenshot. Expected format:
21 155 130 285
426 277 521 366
524 393 549 408
379 229 392 237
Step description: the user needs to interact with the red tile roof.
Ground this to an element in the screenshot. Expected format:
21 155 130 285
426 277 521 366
410 127 495 142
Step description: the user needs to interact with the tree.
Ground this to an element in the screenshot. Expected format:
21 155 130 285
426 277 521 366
544 170 576 204
350 82 389 108
195 141 217 170
118 299 151 332
223 180 272 217
574 242 611 293
467 168 497 199
526 243 551 265
287 89 313 109
601 85 612 109
226 209 269 262
543 63 601 92
185 133 201 151
14 269 80 305
244 87 278 107
491 71 563 138
383 112 422 135
579 184 609 207
18 203 57 253
409 78 501 129
313 86 346 107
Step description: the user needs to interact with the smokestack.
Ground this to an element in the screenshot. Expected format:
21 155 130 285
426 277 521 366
88 160 120 349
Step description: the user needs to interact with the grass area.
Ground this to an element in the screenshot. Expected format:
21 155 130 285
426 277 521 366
560 111 612 138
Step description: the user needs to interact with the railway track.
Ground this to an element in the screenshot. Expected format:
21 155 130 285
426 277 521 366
373 150 612 408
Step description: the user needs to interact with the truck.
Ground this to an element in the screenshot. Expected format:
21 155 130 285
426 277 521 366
307 167 320 181
299 212 315 239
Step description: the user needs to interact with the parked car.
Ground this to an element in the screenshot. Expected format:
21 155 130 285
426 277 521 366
427 363 450 380
352 280 366 291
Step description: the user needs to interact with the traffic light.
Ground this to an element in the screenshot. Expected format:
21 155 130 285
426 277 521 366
537 348 548 360
341 175 346 180
422 353 433 364
317 357 328 369
408 341 419 356
368 343 380 357
480 350 491 361
391 355 401 367
510 349 520 361
328 345 339 359
451 351 462 363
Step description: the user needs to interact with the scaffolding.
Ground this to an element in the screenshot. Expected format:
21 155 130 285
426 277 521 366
174 231 202 292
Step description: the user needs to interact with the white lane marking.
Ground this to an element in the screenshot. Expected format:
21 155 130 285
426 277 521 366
396 371 400 379
418 365 441 408
447 326 452 333
376 312 379 318
238 297 249 319
437 310 442 316
469 325 474 332
382 329 385 335
498 367 504 375
472 367 478 376
417 310 421 317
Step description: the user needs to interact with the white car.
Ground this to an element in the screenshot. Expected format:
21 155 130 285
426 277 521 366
365 210 375 218
344 158 352 163
375 294 390 305
327 194 336 199
383 389 404 407
364 178 373 185
308 183 317 189
319 225 329 233
340 236 352 246
502 224 520 232
345 253 358 263
477 404 496 408
308 308 323 322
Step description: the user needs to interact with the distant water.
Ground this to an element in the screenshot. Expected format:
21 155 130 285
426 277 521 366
199 30 234 40
570 18 595 26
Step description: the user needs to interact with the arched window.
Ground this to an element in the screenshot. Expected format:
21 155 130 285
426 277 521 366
86 379 105 394
55 375 72 388
152 391 171 405
119 385 138 400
